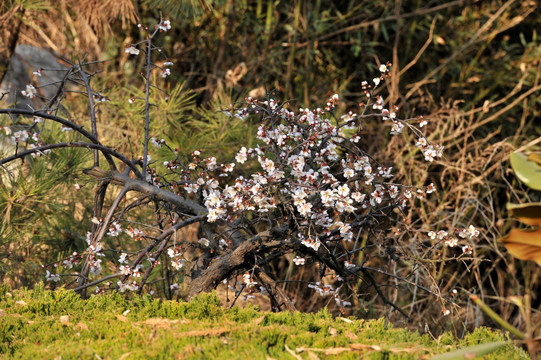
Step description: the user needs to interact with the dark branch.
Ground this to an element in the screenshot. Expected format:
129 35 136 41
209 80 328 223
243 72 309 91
0 108 118 171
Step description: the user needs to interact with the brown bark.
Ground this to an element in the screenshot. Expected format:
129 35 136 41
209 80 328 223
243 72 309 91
187 225 294 299
255 269 297 314
84 167 206 216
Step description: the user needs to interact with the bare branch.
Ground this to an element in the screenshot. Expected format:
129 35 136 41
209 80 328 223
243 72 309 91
0 142 138 177
187 225 294 299
84 167 207 216
0 108 118 172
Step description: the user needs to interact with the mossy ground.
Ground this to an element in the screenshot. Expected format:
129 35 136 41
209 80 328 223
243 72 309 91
0 285 529 359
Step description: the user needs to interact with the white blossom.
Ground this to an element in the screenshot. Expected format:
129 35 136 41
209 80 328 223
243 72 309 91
158 20 171 31
125 46 140 55
21 84 37 98
45 270 61 282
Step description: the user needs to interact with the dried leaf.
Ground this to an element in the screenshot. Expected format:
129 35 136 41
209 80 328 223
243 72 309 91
501 228 541 266
136 318 189 329
528 153 541 166
118 352 132 360
507 202 541 226
482 100 490 113
60 315 71 326
177 328 231 337
435 35 446 44
74 321 89 331
285 344 303 359
248 86 266 99
297 346 349 355
350 344 431 354
115 314 129 322
225 63 247 87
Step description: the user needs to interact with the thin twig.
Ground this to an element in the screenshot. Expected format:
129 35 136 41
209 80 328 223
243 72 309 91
281 0 463 49
0 108 119 172
406 0 517 98
76 62 99 167
141 22 162 179
360 268 410 320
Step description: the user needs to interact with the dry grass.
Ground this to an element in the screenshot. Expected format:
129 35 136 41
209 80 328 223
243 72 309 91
366 87 541 335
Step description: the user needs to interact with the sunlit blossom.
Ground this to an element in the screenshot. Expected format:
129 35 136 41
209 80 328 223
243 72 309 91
45 270 61 282
21 84 37 98
462 245 473 254
125 46 140 55
158 20 171 31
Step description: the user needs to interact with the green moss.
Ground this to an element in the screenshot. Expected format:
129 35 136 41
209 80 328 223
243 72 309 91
462 326 507 345
438 331 456 346
0 288 530 359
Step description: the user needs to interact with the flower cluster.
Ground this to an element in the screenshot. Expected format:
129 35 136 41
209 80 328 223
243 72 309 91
428 225 479 254
107 219 123 237
21 84 37 98
62 252 80 269
167 247 187 270
243 272 258 288
125 227 145 240
293 256 305 265
172 89 439 271
118 67 448 308
117 280 138 292
308 282 335 296
1 125 51 159
45 270 61 282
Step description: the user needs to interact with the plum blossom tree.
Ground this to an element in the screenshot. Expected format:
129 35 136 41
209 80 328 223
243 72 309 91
0 18 477 317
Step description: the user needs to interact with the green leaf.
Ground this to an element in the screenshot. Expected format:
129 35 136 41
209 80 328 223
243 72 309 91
507 202 541 226
509 152 541 190
431 341 508 359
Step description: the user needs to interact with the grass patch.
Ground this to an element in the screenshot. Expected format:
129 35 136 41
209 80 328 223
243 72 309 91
0 285 529 359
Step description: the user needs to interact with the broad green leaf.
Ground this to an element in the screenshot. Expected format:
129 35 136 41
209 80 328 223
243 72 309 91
509 152 541 190
431 341 508 359
501 228 541 266
507 202 541 226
